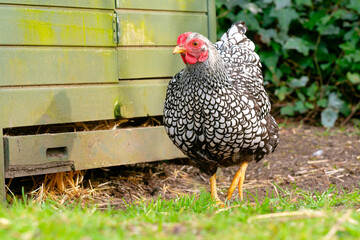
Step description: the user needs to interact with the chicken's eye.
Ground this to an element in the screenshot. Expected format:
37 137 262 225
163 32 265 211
192 42 199 46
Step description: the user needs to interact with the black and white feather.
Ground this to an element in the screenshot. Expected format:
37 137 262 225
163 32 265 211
164 21 279 175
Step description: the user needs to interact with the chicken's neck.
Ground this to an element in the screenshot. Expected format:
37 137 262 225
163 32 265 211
182 49 230 90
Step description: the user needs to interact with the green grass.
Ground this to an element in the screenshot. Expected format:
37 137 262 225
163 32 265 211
1 187 360 240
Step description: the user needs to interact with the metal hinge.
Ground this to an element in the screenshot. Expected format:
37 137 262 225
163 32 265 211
112 12 120 44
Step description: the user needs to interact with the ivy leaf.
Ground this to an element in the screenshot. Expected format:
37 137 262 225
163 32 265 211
305 102 315 109
244 3 263 14
340 102 352 116
294 101 308 114
319 15 331 26
328 93 344 110
305 82 318 101
317 99 328 108
272 31 289 44
281 104 295 116
343 53 360 63
349 0 360 13
265 69 279 83
294 0 312 7
258 28 277 45
354 50 360 62
284 37 312 55
274 0 292 10
303 10 326 29
317 42 336 62
260 51 279 73
298 57 314 69
333 9 356 21
264 71 274 85
275 86 293 101
289 76 309 88
318 25 341 35
235 12 260 30
343 28 359 43
321 108 338 128
339 42 356 53
226 12 237 22
220 0 249 9
262 11 276 27
296 91 306 101
347 72 360 84
270 8 299 33
320 62 332 70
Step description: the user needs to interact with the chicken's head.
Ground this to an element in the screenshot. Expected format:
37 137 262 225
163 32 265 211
173 32 209 65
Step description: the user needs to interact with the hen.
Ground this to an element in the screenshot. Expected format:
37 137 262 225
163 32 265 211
164 22 279 204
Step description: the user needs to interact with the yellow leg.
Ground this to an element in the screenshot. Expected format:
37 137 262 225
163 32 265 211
210 173 224 206
238 162 248 201
226 161 248 201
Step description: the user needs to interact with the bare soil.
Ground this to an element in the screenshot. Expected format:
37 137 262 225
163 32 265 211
7 123 360 206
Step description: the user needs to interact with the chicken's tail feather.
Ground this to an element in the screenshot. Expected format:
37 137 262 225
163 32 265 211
229 21 248 36
220 21 247 42
216 21 255 51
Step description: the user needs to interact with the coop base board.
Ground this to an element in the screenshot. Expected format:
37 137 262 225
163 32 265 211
5 161 75 178
3 126 185 178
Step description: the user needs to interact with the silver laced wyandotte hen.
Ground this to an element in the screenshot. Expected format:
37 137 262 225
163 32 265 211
164 21 279 205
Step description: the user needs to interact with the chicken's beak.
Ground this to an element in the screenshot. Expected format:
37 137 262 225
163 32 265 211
173 46 186 55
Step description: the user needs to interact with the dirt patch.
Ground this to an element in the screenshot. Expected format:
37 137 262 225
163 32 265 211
7 124 360 206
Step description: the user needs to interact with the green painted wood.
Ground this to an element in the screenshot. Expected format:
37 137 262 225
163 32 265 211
0 6 115 46
115 80 168 119
0 47 117 86
116 0 206 12
117 10 208 46
4 126 185 176
118 47 183 79
207 0 217 43
0 0 114 9
0 80 168 128
0 130 5 200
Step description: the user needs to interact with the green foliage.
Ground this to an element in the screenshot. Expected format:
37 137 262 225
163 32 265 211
216 0 360 127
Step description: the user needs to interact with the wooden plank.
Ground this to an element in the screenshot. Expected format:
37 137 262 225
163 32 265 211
0 6 115 46
4 126 185 177
0 0 114 9
118 47 183 79
0 47 117 86
0 130 5 200
5 162 75 178
116 0 207 12
116 10 208 46
207 0 217 43
0 80 169 128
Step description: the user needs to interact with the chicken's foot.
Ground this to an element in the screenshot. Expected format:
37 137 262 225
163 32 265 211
226 161 248 201
210 173 225 207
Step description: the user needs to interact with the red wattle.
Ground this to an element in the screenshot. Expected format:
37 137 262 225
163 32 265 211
185 53 197 64
198 51 208 62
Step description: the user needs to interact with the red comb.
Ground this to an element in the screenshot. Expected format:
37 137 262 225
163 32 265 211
177 32 191 45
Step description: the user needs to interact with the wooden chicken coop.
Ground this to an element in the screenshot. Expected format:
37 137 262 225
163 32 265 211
0 0 216 198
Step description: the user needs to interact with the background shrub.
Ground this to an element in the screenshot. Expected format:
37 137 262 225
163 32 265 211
216 0 360 127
